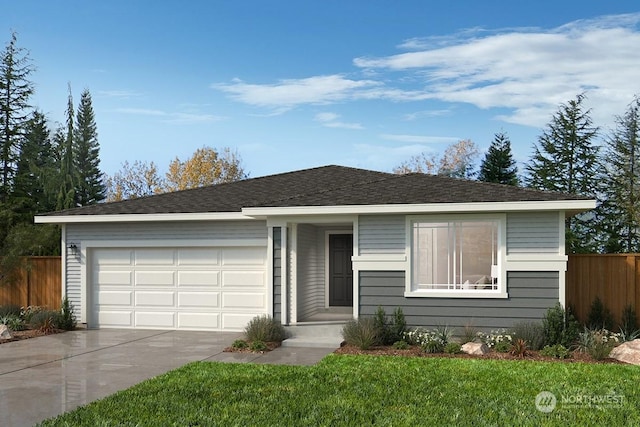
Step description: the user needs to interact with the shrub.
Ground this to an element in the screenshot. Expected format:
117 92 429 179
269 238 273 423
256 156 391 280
392 340 409 350
244 315 285 343
460 321 479 344
21 305 45 323
0 304 21 317
249 340 267 352
587 296 615 330
434 324 454 345
29 310 62 331
510 321 545 351
477 329 512 349
422 339 444 354
342 318 378 350
373 306 392 345
0 314 25 331
232 339 248 349
58 296 76 331
404 327 448 353
390 307 407 344
509 339 529 358
542 303 580 347
574 328 620 361
444 342 462 354
540 344 571 359
619 304 639 340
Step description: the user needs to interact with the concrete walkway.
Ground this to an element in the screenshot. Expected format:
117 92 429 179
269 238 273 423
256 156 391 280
0 329 337 427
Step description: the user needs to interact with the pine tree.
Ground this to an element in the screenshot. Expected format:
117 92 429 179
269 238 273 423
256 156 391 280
600 97 640 253
0 32 34 202
478 132 518 185
56 85 76 210
525 93 600 253
73 88 104 205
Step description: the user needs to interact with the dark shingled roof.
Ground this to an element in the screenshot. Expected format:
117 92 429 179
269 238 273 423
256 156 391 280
42 165 589 216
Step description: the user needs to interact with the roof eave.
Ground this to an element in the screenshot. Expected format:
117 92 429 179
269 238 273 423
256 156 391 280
34 212 250 224
241 199 597 218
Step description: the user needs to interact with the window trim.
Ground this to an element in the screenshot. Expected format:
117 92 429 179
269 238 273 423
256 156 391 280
405 213 507 299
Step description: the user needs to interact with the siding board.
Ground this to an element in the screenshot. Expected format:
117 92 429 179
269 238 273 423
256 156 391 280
358 215 405 255
507 212 559 254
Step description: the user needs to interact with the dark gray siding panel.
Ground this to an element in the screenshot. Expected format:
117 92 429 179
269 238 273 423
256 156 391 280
273 227 282 322
359 271 559 331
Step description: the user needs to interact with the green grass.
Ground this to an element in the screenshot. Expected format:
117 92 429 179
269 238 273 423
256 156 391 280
39 355 640 426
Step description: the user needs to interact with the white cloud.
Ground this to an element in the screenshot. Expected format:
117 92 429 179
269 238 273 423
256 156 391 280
115 108 225 124
314 112 363 130
354 13 640 127
403 109 452 120
380 134 459 144
213 75 381 111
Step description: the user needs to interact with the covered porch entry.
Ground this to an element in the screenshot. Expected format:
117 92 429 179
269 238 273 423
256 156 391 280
274 219 356 325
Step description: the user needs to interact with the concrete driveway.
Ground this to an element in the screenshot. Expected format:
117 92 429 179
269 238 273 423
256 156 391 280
0 329 335 427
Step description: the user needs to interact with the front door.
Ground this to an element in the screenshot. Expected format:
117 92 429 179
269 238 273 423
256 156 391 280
329 234 353 306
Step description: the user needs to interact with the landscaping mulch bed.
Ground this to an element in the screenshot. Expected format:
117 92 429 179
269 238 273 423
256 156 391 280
0 328 66 345
334 343 626 364
223 341 282 353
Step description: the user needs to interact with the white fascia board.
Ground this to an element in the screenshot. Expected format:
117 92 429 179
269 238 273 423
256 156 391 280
34 212 250 224
242 199 596 217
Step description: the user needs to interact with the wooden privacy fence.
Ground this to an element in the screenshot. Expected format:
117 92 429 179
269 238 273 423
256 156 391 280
566 254 640 326
0 256 62 310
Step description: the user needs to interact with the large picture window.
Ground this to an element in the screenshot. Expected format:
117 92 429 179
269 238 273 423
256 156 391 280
412 219 500 293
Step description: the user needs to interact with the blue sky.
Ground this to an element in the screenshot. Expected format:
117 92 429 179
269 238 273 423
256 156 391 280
3 1 640 179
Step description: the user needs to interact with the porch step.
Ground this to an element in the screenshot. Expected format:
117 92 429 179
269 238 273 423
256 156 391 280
282 323 346 348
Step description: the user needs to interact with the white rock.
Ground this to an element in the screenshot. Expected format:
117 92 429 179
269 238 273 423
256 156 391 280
461 342 489 355
0 324 12 339
609 339 640 365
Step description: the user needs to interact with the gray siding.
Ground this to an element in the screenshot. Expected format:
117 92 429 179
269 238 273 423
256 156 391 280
65 220 267 321
507 212 559 255
296 224 323 320
359 270 559 331
273 227 282 323
358 215 405 255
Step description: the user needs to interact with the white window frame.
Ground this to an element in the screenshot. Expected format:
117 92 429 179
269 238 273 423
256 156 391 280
405 214 508 298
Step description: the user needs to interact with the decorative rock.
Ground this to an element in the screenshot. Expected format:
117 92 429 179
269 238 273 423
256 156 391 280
461 342 489 355
609 339 640 365
0 324 12 340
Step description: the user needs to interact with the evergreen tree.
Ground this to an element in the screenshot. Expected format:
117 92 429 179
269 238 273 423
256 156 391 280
73 88 104 205
56 85 76 210
0 32 34 202
478 132 518 185
600 97 640 253
525 94 600 253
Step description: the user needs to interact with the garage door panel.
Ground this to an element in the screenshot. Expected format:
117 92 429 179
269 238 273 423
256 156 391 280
177 271 219 286
99 311 133 327
222 271 265 287
94 249 133 266
97 271 132 286
135 249 175 265
178 313 219 329
223 292 265 309
178 292 219 308
97 291 132 306
222 248 265 265
135 291 175 307
135 311 175 328
178 249 219 265
135 271 175 286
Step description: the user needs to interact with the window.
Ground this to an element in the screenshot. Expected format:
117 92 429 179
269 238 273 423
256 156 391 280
411 219 501 294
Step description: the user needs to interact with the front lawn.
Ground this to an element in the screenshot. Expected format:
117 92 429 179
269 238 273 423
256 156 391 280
40 355 640 426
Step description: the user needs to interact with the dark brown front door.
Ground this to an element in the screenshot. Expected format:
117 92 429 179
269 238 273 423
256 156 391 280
329 234 353 306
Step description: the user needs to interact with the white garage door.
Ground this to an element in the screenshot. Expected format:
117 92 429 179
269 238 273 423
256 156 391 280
90 247 267 331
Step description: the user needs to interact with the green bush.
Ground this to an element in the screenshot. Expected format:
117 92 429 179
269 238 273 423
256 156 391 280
249 340 267 352
21 305 45 323
575 328 619 361
392 340 409 350
542 303 580 347
494 341 511 353
510 321 545 350
373 306 407 345
29 310 61 332
422 339 444 354
620 304 639 340
390 307 407 343
444 342 462 354
231 339 248 349
244 315 285 343
58 296 76 331
0 314 25 331
540 344 571 359
460 321 479 344
587 296 615 330
342 318 378 350
0 304 21 317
